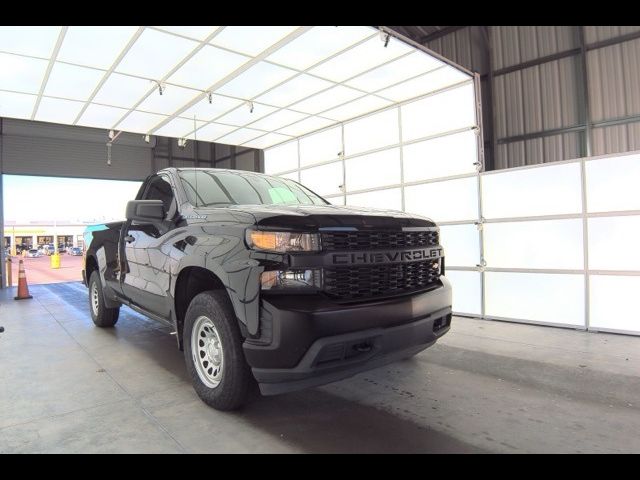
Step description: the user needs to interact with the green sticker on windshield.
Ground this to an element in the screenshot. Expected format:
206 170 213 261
269 187 297 204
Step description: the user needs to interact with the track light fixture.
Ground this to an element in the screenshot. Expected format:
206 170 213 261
178 138 187 148
143 134 150 143
156 81 165 96
247 101 254 114
207 91 213 104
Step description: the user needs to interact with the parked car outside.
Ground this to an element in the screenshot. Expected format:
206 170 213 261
68 247 83 256
26 249 42 258
40 244 55 256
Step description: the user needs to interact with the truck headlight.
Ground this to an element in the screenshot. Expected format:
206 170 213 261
247 230 320 253
260 269 322 291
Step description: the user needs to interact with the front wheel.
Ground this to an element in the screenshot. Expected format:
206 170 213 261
88 271 120 327
183 290 256 411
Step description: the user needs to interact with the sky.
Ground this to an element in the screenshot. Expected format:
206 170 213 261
3 175 142 223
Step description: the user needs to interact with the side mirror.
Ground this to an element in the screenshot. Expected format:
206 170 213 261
126 200 165 223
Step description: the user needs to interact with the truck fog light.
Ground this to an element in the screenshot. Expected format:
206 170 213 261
260 269 322 291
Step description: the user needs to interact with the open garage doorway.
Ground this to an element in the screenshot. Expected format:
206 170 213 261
2 174 141 285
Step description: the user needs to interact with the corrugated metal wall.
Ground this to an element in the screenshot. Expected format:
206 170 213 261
0 118 260 181
392 26 640 170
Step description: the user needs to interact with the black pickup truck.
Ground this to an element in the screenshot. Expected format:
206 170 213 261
82 168 452 410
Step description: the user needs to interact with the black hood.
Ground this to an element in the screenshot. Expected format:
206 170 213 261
216 204 436 231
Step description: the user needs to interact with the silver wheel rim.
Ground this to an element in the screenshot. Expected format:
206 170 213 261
191 315 224 389
91 281 100 316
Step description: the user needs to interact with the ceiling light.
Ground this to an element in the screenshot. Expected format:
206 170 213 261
107 130 122 143
207 91 213 104
143 134 150 143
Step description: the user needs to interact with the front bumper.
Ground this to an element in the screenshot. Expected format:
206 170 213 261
243 277 452 395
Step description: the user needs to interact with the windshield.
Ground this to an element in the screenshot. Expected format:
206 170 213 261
178 170 328 208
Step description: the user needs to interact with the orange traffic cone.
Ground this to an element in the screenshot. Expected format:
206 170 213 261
14 259 33 300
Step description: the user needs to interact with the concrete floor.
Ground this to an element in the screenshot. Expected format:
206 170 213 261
0 282 638 453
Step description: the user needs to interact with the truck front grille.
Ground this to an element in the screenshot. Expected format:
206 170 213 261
323 259 441 302
321 230 438 251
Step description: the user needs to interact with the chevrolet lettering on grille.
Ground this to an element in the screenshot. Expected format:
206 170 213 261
331 247 444 265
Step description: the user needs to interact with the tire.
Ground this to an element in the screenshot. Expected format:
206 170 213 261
88 271 120 327
183 290 256 411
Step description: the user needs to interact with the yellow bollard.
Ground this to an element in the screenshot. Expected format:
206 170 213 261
50 253 61 269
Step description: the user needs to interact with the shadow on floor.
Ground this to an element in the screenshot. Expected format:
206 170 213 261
235 388 488 453
97 312 487 452
6 281 489 453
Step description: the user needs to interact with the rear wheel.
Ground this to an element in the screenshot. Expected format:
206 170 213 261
183 290 256 411
88 271 119 327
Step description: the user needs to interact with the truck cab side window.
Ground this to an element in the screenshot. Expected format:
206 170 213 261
142 175 176 218
131 175 177 237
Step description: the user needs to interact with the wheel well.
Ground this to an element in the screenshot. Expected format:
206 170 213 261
85 255 98 285
174 267 225 349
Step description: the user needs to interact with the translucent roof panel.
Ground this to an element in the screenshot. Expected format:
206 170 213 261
35 97 85 124
57 26 138 70
276 116 336 137
210 26 300 56
345 51 444 92
115 28 198 80
115 110 168 134
215 128 265 145
0 53 48 94
290 85 364 115
190 123 236 142
247 109 308 131
308 35 414 83
377 65 471 102
0 25 471 148
154 26 220 42
266 26 375 71
76 104 129 129
153 117 206 138
0 26 61 58
0 90 37 119
167 45 250 90
254 74 333 108
43 62 104 101
214 61 298 99
241 132 293 149
321 95 393 122
93 74 152 110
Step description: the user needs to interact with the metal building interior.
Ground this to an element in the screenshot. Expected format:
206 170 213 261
0 25 638 454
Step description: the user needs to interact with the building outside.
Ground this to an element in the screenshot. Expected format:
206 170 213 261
3 220 93 255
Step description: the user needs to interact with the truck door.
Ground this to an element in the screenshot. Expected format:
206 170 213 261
120 173 177 318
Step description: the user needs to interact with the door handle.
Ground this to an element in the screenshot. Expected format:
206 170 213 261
124 235 135 244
